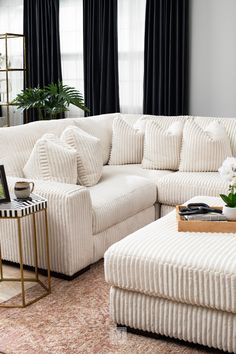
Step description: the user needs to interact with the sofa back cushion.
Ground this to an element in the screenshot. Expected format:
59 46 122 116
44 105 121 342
179 119 232 172
0 118 76 177
134 114 188 132
73 113 119 165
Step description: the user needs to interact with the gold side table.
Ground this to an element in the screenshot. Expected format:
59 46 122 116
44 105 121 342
0 194 51 308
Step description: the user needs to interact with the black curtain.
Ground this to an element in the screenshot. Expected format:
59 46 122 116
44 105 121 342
83 0 120 116
24 0 62 122
143 0 189 116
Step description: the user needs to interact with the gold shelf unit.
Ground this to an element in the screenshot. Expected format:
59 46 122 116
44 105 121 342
0 33 26 126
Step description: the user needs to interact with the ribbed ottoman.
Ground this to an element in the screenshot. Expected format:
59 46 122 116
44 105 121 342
104 196 236 353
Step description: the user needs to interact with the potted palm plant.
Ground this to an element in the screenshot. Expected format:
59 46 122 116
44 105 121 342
12 82 89 119
219 157 236 220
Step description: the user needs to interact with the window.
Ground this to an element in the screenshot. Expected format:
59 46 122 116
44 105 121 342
60 0 84 117
118 0 146 113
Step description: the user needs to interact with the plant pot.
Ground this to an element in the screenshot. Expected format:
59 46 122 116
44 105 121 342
222 205 236 221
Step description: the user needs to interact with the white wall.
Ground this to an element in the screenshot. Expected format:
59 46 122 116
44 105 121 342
190 0 236 117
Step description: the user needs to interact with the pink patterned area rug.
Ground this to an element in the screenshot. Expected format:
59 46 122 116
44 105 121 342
0 261 223 354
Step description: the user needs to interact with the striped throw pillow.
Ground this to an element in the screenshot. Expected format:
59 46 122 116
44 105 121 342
61 126 103 187
23 134 77 184
142 120 184 170
109 117 144 165
179 120 232 172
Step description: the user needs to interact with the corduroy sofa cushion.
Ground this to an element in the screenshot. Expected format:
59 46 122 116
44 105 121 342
89 172 157 234
157 171 229 206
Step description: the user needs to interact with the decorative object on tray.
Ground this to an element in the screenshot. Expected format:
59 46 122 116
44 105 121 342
14 181 34 199
176 205 236 233
0 165 10 203
219 157 236 220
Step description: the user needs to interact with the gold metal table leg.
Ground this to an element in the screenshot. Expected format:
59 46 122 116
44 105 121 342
17 217 25 307
44 209 51 292
32 213 39 281
0 206 51 308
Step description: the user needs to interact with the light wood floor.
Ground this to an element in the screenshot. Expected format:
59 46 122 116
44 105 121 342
0 265 46 303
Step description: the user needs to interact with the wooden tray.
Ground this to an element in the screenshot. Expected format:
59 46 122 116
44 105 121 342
176 205 236 233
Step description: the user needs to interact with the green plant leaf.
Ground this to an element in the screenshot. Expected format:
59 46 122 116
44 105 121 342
220 193 236 207
11 81 89 120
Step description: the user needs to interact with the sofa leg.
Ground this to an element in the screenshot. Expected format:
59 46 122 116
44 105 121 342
2 260 91 280
116 324 223 353
116 324 161 340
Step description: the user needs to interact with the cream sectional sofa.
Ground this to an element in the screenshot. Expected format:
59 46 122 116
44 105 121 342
0 113 233 277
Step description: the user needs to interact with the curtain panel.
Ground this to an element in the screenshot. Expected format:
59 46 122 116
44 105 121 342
143 0 189 116
83 0 120 116
24 0 62 121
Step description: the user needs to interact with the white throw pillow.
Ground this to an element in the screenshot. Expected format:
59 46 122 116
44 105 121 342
73 113 118 165
23 134 77 184
61 126 103 187
142 120 184 170
179 120 232 172
109 117 144 165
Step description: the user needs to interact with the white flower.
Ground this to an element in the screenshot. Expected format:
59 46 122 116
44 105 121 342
219 157 236 185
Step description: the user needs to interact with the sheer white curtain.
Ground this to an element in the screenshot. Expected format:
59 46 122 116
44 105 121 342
118 0 146 114
60 0 84 117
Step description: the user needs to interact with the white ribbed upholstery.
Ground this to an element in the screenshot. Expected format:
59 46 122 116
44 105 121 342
179 120 232 172
142 120 184 170
110 287 236 353
23 133 78 184
160 204 175 217
89 174 156 234
61 126 103 187
93 207 155 263
2 177 93 276
157 172 229 205
109 117 144 165
105 196 236 313
73 113 118 165
2 114 236 278
0 118 76 177
133 114 188 132
102 164 173 190
194 116 236 157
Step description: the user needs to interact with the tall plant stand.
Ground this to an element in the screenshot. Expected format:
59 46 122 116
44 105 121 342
0 33 27 126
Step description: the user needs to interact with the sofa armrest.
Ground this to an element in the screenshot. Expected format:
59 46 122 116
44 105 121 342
6 177 93 276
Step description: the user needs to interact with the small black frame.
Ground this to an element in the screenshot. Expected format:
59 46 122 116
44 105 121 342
0 165 10 203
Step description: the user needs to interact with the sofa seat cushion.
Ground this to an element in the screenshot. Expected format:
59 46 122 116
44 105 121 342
157 172 228 206
89 168 157 234
105 196 236 313
102 164 174 188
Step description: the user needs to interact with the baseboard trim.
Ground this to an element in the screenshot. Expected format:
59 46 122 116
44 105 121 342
2 260 90 281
